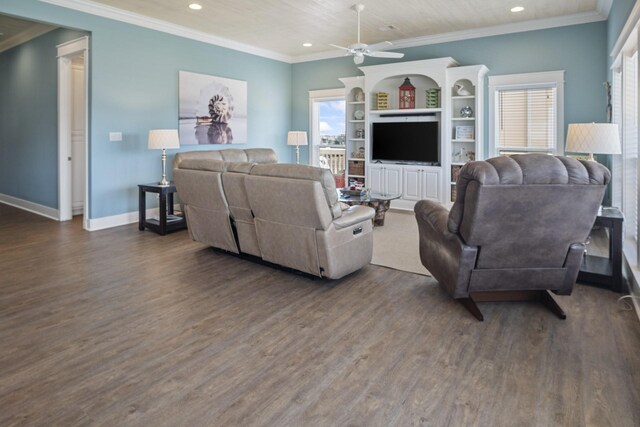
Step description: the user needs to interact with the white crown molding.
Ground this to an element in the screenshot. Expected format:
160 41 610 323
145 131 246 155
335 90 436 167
39 0 292 63
0 193 59 220
38 0 609 65
0 23 56 53
293 10 608 64
597 0 614 19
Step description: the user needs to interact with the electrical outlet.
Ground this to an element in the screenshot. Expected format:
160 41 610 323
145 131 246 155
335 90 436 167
109 132 122 142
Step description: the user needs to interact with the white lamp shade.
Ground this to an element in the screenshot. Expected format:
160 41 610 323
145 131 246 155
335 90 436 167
287 131 308 146
565 123 621 155
148 129 180 150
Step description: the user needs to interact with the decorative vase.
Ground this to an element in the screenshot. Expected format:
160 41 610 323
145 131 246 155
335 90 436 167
455 83 471 96
460 105 473 118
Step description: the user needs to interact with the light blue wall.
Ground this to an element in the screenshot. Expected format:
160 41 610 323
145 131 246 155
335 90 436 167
292 22 608 164
0 27 87 209
0 0 292 218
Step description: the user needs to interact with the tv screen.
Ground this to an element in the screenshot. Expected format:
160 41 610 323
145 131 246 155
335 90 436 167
372 121 439 164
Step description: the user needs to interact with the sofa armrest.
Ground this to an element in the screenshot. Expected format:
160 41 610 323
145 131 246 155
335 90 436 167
333 205 375 229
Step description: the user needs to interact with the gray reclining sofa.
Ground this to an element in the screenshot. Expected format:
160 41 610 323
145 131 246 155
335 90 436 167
173 148 375 279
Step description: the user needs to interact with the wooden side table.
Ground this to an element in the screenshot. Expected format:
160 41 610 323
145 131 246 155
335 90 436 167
138 182 187 235
577 207 624 293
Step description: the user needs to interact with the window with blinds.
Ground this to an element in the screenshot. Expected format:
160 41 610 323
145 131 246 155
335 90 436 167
611 70 623 209
623 51 638 243
497 87 557 154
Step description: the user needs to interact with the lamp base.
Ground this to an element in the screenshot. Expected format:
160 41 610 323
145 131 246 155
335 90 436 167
158 177 170 186
587 153 596 162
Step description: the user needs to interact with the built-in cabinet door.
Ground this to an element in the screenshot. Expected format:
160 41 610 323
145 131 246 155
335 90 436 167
402 166 422 201
385 165 402 195
421 169 440 201
368 165 384 194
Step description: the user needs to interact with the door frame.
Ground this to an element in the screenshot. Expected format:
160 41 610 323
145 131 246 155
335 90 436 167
57 36 89 228
308 88 345 167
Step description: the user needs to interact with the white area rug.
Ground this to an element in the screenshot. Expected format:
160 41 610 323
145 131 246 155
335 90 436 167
371 210 431 276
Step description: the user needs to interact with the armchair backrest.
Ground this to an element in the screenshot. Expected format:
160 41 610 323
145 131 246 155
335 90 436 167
448 154 610 269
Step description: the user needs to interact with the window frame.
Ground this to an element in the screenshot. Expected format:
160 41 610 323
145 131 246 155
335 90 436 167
488 70 565 158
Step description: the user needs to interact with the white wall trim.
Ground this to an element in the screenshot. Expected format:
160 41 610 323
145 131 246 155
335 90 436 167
293 10 608 63
40 0 291 63
0 23 56 53
597 0 614 19
86 205 180 231
611 0 640 60
0 194 59 221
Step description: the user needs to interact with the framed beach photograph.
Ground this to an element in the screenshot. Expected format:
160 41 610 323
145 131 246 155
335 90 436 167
179 71 247 145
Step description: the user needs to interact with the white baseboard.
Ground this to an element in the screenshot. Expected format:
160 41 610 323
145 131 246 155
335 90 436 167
0 193 59 220
86 204 181 231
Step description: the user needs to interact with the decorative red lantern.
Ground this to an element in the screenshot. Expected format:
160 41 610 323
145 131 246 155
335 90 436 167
399 77 416 109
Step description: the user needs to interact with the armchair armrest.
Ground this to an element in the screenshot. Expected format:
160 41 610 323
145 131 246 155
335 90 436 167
414 200 478 298
333 205 375 229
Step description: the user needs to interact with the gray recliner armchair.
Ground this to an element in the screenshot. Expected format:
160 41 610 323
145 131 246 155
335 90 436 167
414 154 610 321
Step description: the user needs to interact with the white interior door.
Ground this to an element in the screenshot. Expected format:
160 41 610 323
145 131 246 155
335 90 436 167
71 57 85 215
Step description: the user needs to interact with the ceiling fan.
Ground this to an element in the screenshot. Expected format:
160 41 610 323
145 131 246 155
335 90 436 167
330 3 404 65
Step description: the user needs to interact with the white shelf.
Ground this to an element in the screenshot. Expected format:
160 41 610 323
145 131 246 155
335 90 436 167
452 117 475 121
451 162 466 166
370 108 442 115
452 95 475 100
452 139 475 143
348 174 365 178
348 101 365 105
349 120 365 123
349 138 365 142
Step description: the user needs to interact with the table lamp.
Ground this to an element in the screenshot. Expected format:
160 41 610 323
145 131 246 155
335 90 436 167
565 123 621 162
148 129 180 186
287 131 308 164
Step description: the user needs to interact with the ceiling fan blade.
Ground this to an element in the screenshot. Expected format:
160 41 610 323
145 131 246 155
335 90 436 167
366 51 404 59
365 41 393 51
329 43 351 51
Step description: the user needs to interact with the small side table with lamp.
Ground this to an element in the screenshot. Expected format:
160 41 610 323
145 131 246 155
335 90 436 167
566 122 624 292
139 129 186 235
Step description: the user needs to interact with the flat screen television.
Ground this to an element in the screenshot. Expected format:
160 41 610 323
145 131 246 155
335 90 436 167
371 121 439 164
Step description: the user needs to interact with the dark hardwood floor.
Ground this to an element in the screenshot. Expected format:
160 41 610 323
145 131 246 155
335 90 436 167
1 203 639 426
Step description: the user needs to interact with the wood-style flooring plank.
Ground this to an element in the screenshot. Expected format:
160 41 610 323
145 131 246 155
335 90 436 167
0 204 639 426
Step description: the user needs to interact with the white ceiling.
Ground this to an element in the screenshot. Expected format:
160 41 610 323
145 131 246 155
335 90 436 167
40 0 610 62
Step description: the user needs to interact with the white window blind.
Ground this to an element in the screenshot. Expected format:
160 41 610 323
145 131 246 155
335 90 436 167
623 52 638 242
497 87 557 153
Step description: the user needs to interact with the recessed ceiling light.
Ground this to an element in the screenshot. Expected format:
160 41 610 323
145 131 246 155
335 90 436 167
379 25 397 32
189 3 202 10
302 42 313 47
510 6 524 13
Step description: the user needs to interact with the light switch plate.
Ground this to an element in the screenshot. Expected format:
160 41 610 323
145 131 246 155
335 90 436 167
109 132 122 142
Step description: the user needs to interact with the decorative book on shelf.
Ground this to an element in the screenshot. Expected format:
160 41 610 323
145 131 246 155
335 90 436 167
376 92 389 110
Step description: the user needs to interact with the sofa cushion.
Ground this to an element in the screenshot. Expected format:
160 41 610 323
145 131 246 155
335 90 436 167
220 149 249 163
250 164 341 219
177 158 226 172
173 150 223 169
226 162 254 174
246 148 277 164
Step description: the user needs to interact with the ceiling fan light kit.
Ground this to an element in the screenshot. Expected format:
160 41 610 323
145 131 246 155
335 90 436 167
330 3 405 65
